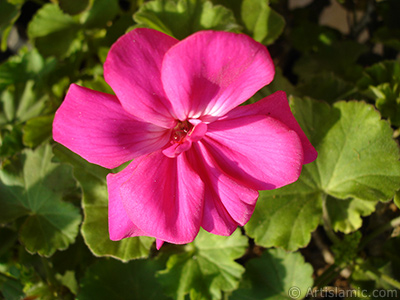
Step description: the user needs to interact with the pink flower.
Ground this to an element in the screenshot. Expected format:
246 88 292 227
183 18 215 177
53 29 317 248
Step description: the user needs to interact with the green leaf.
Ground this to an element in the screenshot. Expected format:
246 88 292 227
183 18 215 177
241 0 285 45
56 271 78 295
22 115 54 148
59 0 90 15
28 4 79 38
0 48 47 91
373 27 400 51
246 99 400 250
358 61 400 126
0 125 24 159
0 144 81 256
79 75 114 95
290 22 340 53
53 145 154 261
350 236 400 297
0 49 59 117
23 282 55 300
0 0 21 51
27 4 82 57
50 235 96 279
394 191 400 209
312 101 400 201
103 14 136 46
6 0 26 4
0 1 20 29
332 231 362 267
0 80 48 124
373 83 400 125
19 202 81 257
81 0 120 28
0 277 24 300
78 259 170 300
133 0 241 39
297 72 356 103
358 61 400 91
326 197 376 234
0 227 18 257
382 236 400 282
244 175 322 250
157 229 247 300
230 248 314 300
210 0 242 21
293 40 366 82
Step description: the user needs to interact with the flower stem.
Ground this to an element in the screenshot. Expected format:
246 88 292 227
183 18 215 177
41 257 58 288
322 195 341 245
314 264 339 288
358 215 400 251
361 263 400 290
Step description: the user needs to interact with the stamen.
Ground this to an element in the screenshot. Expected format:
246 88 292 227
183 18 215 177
163 119 207 158
171 121 193 143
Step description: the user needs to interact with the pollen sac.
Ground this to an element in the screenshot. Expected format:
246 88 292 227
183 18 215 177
171 121 193 143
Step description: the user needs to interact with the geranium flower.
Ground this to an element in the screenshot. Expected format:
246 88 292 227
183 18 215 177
53 28 317 249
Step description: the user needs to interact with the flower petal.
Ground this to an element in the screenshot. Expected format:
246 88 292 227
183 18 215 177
204 114 304 190
186 143 259 235
107 151 204 244
161 31 274 120
108 164 147 240
156 239 164 250
202 188 238 236
104 28 178 128
162 140 192 158
185 147 237 236
53 84 170 169
224 91 318 164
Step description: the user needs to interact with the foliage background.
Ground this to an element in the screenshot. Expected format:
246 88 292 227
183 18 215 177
1 0 400 299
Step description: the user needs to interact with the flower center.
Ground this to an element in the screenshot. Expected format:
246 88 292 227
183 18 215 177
162 119 208 158
171 120 193 143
